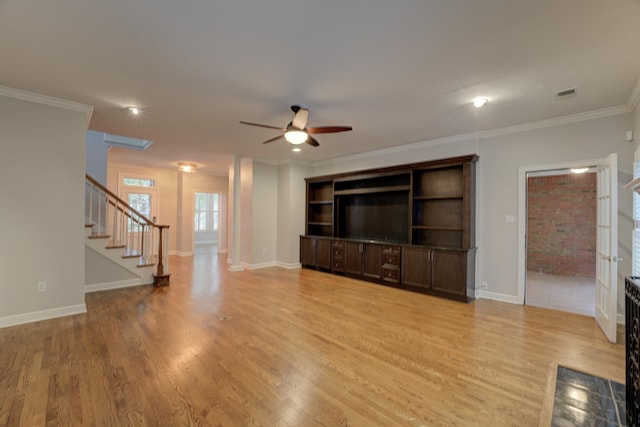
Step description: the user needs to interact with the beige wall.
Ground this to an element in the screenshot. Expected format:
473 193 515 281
0 89 91 326
251 162 278 266
277 163 312 266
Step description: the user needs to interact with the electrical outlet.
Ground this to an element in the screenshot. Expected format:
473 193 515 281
37 281 47 292
480 281 488 289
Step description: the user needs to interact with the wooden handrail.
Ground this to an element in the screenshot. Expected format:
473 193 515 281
85 173 171 286
86 174 161 228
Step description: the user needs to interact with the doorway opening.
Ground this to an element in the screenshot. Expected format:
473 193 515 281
194 192 219 255
524 168 597 316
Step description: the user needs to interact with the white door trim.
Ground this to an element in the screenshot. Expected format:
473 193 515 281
516 157 601 305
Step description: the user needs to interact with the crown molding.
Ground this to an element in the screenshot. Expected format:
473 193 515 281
0 85 93 117
482 105 630 139
314 132 482 167
627 75 640 111
315 105 630 168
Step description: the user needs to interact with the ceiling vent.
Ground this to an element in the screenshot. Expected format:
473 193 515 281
555 88 577 100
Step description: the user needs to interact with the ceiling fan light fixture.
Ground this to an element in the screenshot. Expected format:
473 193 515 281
127 106 141 115
472 97 488 108
284 130 308 144
178 163 196 172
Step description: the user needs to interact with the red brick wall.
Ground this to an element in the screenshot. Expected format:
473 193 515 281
527 173 596 277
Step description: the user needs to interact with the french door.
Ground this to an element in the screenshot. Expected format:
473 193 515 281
595 153 618 343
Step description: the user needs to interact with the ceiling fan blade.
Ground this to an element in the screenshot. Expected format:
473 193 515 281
306 136 320 147
239 121 286 131
307 126 353 134
262 134 285 144
291 107 309 129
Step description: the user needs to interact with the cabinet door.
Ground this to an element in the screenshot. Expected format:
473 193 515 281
300 236 316 267
431 250 466 298
401 246 431 289
316 238 331 270
345 242 363 275
362 243 382 279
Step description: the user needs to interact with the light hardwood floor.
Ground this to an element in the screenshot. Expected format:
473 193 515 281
0 251 625 426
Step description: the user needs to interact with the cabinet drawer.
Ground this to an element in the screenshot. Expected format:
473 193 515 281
332 248 344 258
332 260 345 272
383 244 401 254
382 267 399 283
383 253 399 266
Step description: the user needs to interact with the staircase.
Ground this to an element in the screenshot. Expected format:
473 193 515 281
85 174 170 292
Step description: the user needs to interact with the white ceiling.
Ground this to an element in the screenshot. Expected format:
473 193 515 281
1 0 639 175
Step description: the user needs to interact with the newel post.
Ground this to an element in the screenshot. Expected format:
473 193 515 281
153 225 171 287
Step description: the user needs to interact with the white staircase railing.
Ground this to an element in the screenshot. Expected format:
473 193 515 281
85 174 170 286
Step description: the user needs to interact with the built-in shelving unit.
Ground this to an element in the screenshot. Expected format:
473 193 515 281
412 164 472 248
300 155 478 302
306 179 333 237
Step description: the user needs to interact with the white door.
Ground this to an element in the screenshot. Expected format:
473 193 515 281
595 153 618 343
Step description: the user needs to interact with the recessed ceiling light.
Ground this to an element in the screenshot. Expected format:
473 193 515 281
178 163 196 172
292 147 301 152
127 106 141 115
472 97 488 108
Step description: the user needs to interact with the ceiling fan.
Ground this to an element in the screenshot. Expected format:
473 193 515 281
239 105 352 147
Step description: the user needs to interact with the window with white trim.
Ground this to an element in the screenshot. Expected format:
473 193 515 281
194 192 219 232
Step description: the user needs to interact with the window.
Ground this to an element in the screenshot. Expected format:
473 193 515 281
127 193 152 231
123 177 155 187
194 192 219 232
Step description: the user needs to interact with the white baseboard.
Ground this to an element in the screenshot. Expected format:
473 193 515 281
85 279 144 293
277 262 302 269
228 264 245 272
617 313 625 325
0 304 87 329
174 251 194 257
228 261 301 270
477 290 520 304
241 261 278 270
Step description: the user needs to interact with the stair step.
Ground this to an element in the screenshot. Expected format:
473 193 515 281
88 234 111 239
122 250 141 258
85 223 94 228
137 262 156 268
105 244 127 249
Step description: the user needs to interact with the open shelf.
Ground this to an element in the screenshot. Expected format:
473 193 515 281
308 181 333 202
413 195 463 200
413 166 464 199
413 198 463 231
412 226 463 231
334 172 410 193
334 185 411 196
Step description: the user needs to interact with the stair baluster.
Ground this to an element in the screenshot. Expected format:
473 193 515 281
85 174 170 286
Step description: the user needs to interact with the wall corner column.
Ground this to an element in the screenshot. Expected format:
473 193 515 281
228 154 244 272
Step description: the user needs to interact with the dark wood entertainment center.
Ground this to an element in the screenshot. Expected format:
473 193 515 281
301 154 478 302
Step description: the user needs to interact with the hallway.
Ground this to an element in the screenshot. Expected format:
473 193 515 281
526 271 595 317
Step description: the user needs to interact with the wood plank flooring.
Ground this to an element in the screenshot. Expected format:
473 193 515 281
0 251 625 426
